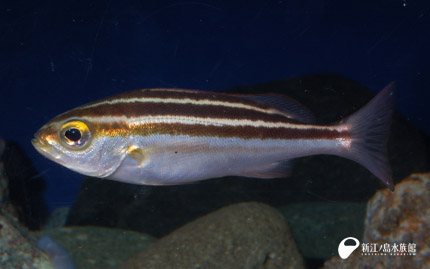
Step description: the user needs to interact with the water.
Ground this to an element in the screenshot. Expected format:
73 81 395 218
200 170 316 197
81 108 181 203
0 1 428 268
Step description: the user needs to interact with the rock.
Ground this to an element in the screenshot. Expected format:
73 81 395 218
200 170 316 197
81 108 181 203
0 139 48 229
43 206 71 230
279 202 366 260
0 155 55 268
0 139 5 157
121 202 304 269
0 140 16 219
67 176 283 237
37 226 155 269
0 159 16 218
324 172 430 268
0 214 53 269
0 155 22 231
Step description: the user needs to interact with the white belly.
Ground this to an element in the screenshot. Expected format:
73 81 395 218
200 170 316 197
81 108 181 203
106 135 341 185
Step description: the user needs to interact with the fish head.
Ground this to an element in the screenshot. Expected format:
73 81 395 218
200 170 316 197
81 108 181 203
32 114 128 178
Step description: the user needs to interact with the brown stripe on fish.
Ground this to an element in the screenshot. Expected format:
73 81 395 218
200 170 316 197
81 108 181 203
92 121 348 140
83 88 255 106
76 89 298 118
51 102 304 125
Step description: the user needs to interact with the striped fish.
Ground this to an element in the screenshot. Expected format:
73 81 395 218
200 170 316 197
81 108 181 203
32 82 396 190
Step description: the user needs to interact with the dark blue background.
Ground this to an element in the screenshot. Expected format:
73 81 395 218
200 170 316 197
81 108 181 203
0 0 428 211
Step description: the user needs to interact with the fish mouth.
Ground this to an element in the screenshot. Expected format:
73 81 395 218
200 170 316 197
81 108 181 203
31 138 47 153
32 138 51 157
31 137 63 163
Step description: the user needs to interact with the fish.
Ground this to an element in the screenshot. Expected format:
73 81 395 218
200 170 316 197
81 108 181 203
32 82 396 190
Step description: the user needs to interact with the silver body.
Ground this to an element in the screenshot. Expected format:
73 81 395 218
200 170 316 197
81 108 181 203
108 135 342 185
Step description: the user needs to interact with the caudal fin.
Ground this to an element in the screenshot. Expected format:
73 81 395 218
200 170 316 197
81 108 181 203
341 82 396 191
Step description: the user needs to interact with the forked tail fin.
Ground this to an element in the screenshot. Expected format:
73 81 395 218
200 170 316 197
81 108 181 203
340 82 396 191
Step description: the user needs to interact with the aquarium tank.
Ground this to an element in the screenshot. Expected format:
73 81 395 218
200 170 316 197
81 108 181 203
0 0 428 268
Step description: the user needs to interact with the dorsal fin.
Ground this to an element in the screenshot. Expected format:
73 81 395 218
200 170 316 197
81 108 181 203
239 94 316 124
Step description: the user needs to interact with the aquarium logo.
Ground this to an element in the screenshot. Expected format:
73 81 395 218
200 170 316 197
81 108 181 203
338 237 418 259
338 237 360 259
361 242 417 256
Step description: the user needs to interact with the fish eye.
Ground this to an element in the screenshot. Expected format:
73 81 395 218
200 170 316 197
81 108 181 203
65 128 81 142
59 120 91 148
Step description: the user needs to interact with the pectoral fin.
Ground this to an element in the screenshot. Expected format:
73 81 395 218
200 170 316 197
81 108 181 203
127 146 147 167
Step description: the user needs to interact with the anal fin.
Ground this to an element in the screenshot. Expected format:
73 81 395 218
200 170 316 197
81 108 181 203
240 160 294 179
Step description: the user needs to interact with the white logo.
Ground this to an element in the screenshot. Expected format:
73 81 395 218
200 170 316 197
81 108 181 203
338 237 360 259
